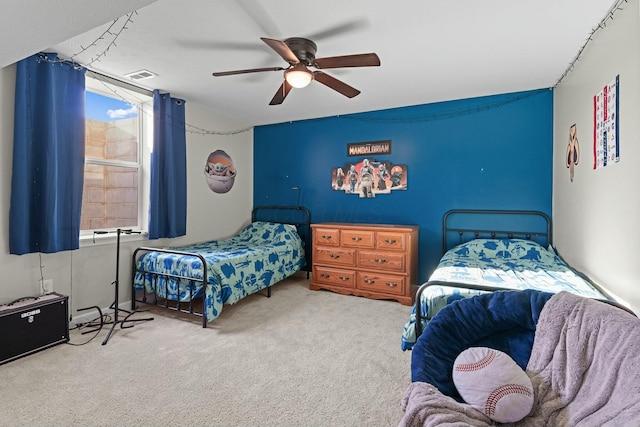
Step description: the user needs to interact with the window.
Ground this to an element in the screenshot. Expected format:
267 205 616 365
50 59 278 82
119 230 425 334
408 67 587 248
81 75 152 237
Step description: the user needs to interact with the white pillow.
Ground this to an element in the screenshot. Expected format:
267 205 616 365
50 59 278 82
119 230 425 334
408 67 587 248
452 347 534 423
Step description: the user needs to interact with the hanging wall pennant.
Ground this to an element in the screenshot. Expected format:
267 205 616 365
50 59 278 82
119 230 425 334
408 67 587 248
566 124 580 182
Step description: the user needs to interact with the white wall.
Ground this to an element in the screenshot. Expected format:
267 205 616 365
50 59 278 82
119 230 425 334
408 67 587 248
0 63 254 319
553 0 640 311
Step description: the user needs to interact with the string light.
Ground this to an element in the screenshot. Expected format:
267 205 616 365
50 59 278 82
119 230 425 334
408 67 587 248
338 89 549 124
44 2 629 130
185 123 253 136
51 11 252 136
70 12 137 67
554 0 628 88
92 79 252 135
341 2 629 125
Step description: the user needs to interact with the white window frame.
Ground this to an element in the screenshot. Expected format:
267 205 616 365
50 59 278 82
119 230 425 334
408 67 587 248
80 73 152 245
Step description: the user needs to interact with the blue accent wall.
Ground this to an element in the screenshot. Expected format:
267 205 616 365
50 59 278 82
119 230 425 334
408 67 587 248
254 89 553 282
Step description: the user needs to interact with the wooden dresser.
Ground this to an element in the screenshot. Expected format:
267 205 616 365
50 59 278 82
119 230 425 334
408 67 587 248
310 223 419 305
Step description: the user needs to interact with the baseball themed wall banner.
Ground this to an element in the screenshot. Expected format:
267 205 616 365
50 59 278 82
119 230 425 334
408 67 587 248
593 75 619 169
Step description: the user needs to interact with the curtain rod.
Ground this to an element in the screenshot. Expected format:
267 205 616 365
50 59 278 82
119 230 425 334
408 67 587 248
85 69 154 97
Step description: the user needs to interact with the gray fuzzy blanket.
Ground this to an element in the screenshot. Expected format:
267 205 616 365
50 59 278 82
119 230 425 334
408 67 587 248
399 291 640 426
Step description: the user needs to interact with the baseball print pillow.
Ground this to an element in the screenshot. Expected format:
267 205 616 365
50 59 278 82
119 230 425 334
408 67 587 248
452 347 534 423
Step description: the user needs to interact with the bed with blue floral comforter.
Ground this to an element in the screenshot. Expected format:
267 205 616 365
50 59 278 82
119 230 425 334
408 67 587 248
401 238 608 350
133 221 305 324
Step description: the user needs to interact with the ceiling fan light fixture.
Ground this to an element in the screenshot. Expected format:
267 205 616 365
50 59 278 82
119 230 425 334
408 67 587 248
284 67 313 88
212 36 379 104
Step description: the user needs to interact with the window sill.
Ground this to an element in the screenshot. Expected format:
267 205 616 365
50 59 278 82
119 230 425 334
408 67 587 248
79 230 148 247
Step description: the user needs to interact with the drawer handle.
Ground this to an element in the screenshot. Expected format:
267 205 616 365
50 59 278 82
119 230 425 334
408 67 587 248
384 239 397 244
351 236 363 241
339 276 350 281
386 282 398 288
320 273 330 278
329 253 340 259
322 235 332 239
374 258 387 264
364 279 375 284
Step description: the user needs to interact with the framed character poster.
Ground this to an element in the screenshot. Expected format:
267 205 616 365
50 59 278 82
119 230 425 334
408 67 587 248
332 158 407 198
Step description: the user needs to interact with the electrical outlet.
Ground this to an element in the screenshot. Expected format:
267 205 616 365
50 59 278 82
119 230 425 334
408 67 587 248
40 279 53 295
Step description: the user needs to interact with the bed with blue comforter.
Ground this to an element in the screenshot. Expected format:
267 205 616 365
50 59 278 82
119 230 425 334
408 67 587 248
132 219 306 327
401 209 615 351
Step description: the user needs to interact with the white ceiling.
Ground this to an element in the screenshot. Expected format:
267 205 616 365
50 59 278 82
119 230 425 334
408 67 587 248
2 0 618 127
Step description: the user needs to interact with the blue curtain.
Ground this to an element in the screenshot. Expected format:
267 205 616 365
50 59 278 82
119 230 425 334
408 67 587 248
148 90 187 239
10 53 86 255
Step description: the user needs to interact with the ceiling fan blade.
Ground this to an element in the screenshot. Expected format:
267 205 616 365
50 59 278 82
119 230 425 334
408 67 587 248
305 18 370 41
269 81 293 105
212 66 285 77
261 37 299 64
313 71 360 98
314 53 380 69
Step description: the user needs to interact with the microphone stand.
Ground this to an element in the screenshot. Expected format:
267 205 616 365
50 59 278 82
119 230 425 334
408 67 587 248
98 228 153 345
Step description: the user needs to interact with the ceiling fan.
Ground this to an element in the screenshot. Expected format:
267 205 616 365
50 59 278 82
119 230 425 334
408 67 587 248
212 37 380 105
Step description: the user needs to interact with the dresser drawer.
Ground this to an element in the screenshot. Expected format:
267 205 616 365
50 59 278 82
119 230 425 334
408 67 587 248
314 227 340 247
357 250 405 272
314 266 355 288
357 272 406 296
340 229 375 248
375 231 406 251
315 247 356 266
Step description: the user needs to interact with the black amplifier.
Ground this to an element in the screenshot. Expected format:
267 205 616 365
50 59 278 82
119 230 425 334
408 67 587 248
0 292 69 365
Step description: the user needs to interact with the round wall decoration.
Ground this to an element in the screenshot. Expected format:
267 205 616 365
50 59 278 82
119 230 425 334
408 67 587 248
204 149 237 193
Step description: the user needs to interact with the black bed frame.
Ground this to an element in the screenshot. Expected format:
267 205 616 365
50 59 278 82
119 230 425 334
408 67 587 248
413 209 632 338
131 205 311 328
441 209 552 250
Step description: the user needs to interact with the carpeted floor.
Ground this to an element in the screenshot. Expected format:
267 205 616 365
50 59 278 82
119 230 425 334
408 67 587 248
0 275 413 427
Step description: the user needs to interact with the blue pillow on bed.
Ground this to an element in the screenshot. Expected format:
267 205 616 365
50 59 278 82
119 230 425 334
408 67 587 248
410 289 553 402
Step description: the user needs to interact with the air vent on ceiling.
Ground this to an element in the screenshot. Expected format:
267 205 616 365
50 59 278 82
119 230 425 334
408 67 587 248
124 69 157 80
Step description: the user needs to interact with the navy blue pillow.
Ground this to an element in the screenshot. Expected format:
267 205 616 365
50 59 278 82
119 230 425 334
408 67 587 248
410 289 553 402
